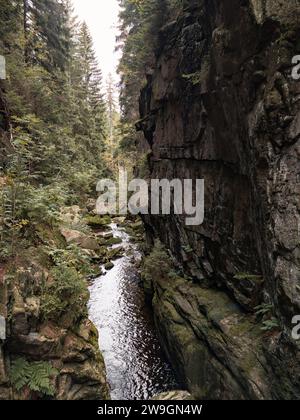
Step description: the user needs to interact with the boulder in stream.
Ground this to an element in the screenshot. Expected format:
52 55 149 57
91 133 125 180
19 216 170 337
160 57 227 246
151 391 194 400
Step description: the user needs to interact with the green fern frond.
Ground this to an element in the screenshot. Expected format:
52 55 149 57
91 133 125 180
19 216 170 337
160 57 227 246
11 358 58 397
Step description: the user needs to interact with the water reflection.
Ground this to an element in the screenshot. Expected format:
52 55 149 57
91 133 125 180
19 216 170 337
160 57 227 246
88 224 178 400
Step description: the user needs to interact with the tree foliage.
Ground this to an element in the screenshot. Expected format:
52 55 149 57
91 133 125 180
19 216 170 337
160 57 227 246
41 263 88 323
116 0 182 173
117 0 181 120
0 0 109 259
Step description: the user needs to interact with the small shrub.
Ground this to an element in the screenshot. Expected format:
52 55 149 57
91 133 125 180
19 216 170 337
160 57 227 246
142 240 175 285
255 304 280 332
41 263 88 322
45 244 93 276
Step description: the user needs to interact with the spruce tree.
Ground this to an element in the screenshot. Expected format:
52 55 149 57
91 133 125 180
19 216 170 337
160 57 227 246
117 0 169 120
22 0 70 70
1 0 109 203
106 73 117 140
73 22 107 142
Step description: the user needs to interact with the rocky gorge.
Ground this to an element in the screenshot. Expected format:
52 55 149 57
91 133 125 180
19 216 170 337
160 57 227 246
1 0 300 402
138 0 300 400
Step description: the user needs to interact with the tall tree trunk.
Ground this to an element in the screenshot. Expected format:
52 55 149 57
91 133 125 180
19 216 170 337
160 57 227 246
23 0 29 63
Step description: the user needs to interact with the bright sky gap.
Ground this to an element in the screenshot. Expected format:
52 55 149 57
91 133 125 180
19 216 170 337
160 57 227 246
72 0 121 85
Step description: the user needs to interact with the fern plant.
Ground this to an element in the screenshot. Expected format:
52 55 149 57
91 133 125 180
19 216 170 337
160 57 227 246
255 304 280 332
182 72 202 85
261 318 280 332
41 263 88 322
182 245 193 254
45 243 93 276
255 303 273 317
11 358 58 397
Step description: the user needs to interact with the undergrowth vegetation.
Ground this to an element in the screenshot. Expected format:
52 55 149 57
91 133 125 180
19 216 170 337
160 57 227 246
11 358 58 397
142 240 179 298
41 263 88 323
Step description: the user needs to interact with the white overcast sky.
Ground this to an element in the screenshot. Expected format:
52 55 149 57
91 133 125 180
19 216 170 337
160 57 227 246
72 0 121 85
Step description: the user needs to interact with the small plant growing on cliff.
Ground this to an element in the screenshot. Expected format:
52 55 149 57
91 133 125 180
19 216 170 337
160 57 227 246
11 358 58 397
261 318 280 332
142 240 174 284
182 245 193 254
136 152 151 179
182 56 210 86
234 273 263 283
41 263 88 323
255 303 273 317
182 72 202 85
255 304 280 333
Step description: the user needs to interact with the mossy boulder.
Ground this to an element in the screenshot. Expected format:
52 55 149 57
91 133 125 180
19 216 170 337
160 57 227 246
105 262 114 271
151 274 271 400
60 228 100 251
107 247 124 261
106 237 123 246
98 236 122 247
151 391 194 400
85 215 112 229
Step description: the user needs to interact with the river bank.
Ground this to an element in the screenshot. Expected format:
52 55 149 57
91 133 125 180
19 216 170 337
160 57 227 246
0 203 110 400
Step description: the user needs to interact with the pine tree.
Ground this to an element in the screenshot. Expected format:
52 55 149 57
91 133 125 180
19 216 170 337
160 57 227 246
117 0 170 120
22 0 70 70
116 0 182 174
103 73 121 172
72 22 107 142
106 73 117 139
75 23 104 107
1 0 109 209
0 0 22 54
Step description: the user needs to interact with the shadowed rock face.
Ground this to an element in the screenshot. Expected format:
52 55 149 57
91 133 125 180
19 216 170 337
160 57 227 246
139 0 300 399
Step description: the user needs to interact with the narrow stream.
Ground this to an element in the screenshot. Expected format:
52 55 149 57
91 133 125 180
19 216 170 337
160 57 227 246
88 223 178 400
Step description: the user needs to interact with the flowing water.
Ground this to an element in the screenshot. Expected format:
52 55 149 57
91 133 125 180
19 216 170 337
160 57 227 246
88 223 178 400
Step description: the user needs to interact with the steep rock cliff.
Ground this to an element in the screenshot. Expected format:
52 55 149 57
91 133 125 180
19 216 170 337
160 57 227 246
139 0 300 399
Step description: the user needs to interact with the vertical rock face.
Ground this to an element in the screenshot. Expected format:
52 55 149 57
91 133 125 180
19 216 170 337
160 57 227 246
139 0 300 399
